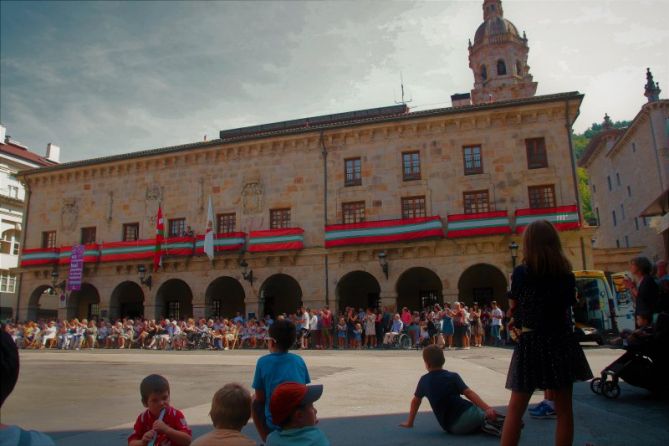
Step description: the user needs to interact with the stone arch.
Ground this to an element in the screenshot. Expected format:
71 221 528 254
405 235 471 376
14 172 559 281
336 271 381 313
67 283 101 320
109 281 145 320
457 263 508 309
259 274 302 318
156 279 193 320
497 59 507 76
26 285 58 321
481 64 488 81
396 267 443 312
205 276 245 319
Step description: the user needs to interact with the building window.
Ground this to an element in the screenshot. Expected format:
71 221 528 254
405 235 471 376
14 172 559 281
168 218 186 237
8 185 18 198
0 273 16 293
344 158 362 186
481 65 487 81
592 184 596 193
270 209 291 229
612 210 617 226
627 186 631 197
616 239 620 248
88 304 100 319
123 223 139 242
632 142 636 152
463 146 483 175
211 299 222 318
166 301 180 320
497 59 507 75
80 227 96 244
620 204 625 220
41 231 56 249
596 207 600 225
607 176 612 191
401 196 426 219
528 185 555 209
402 151 421 181
635 217 639 230
342 201 365 224
625 235 630 248
12 240 19 256
463 190 491 214
526 138 547 169
217 213 236 233
616 173 621 186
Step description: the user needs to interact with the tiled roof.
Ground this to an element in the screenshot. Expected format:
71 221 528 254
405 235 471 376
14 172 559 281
20 91 583 177
0 141 57 167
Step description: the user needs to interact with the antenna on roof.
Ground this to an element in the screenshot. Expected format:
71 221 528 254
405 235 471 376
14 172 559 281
394 72 413 105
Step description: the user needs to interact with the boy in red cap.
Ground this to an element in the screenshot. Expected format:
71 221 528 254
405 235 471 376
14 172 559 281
266 382 329 446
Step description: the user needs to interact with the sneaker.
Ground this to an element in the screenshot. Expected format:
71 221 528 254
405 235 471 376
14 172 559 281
481 420 502 437
529 403 556 419
529 400 548 411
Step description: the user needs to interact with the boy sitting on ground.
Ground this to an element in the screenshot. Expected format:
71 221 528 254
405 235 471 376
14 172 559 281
400 345 503 437
266 382 329 446
191 383 255 446
252 319 311 442
128 374 192 446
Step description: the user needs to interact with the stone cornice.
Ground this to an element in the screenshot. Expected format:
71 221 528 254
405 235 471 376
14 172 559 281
19 93 583 188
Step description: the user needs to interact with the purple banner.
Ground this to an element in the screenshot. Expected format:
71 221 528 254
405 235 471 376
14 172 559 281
67 244 85 291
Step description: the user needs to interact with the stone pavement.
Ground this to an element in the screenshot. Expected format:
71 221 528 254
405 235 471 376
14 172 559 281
3 346 668 445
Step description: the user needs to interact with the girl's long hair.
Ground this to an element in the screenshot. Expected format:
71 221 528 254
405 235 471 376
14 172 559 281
521 220 572 277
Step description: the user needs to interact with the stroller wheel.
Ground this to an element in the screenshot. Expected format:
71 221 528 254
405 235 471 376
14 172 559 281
590 378 603 395
602 381 621 399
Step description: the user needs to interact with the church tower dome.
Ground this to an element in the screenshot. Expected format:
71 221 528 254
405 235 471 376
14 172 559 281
468 0 537 104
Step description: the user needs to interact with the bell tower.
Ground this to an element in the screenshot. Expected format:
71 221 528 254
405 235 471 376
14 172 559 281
469 0 537 104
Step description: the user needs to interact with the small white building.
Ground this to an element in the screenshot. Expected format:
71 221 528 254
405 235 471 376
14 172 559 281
0 124 58 319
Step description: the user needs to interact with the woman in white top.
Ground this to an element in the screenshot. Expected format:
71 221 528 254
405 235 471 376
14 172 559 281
40 322 57 349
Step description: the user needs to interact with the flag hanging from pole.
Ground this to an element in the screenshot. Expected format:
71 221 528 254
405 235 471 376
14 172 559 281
154 205 164 271
204 196 215 261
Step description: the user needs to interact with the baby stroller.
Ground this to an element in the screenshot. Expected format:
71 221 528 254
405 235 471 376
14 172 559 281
590 312 668 399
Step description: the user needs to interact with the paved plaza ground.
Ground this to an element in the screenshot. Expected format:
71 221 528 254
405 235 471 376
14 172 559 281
3 345 668 446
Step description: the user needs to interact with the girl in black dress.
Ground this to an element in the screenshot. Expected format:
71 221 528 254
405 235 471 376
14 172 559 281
501 220 592 446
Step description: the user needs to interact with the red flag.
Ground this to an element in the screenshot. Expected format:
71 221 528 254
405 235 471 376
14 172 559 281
154 205 164 272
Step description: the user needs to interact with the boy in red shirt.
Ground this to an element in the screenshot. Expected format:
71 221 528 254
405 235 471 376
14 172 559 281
128 374 192 446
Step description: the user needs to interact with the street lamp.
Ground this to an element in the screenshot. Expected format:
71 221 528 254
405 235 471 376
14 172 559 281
509 241 519 268
137 265 153 290
239 259 254 285
50 268 66 294
378 251 389 279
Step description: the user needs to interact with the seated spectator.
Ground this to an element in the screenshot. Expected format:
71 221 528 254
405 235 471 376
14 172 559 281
400 345 503 437
266 382 329 446
40 321 57 349
191 383 255 446
383 314 404 346
0 329 56 445
84 320 98 349
97 321 110 347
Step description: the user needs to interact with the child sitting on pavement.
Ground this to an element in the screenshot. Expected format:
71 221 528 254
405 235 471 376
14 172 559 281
400 345 503 437
128 374 192 446
252 319 311 442
191 383 255 446
266 382 329 446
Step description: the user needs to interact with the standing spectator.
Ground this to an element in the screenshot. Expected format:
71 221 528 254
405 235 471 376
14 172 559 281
624 256 659 326
440 304 455 349
490 301 503 347
251 319 310 442
470 303 483 348
500 220 593 446
309 309 319 349
400 307 412 327
364 309 376 349
320 307 333 350
336 317 347 349
300 307 310 349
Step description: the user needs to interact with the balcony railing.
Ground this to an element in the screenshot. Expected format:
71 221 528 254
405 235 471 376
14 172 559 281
325 216 443 248
247 228 304 253
447 211 511 238
514 205 580 234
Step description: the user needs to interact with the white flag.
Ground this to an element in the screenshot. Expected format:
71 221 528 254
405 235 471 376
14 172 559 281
204 196 215 260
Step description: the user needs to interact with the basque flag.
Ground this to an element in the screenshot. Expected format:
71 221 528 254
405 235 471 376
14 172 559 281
154 205 164 271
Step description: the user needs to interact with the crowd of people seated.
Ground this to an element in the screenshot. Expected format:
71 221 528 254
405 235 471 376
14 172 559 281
2 302 509 352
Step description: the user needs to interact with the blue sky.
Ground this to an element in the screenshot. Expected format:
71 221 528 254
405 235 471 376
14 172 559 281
1 0 668 162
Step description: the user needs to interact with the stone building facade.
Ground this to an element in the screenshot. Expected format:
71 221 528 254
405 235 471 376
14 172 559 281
15 0 594 322
579 70 668 264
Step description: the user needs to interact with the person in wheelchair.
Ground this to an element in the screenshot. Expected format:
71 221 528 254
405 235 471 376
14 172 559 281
383 314 404 347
